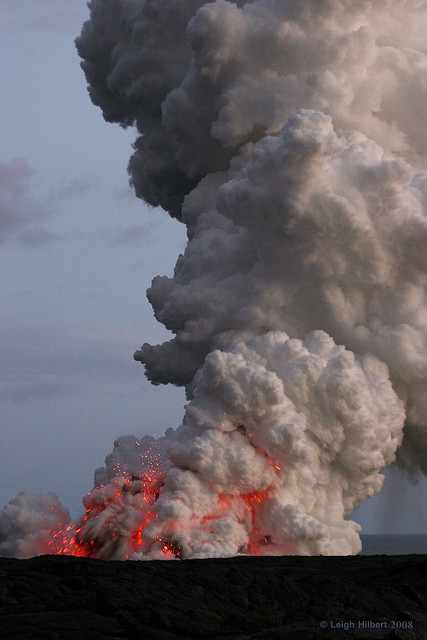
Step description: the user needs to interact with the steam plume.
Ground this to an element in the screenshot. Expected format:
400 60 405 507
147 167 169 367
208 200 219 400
1 0 426 558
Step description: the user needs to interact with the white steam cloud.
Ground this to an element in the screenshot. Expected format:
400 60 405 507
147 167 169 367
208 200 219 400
1 0 426 558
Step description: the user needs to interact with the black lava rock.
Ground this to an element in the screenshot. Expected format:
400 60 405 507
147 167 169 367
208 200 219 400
0 555 426 639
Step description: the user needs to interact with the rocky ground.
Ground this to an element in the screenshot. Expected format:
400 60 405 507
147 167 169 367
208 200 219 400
0 554 426 639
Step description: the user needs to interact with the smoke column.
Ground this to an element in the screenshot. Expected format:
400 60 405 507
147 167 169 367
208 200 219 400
1 0 427 558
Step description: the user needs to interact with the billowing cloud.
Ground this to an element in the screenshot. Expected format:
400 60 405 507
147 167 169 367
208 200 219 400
80 0 427 554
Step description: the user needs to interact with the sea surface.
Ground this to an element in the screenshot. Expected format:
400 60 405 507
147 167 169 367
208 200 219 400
360 534 427 555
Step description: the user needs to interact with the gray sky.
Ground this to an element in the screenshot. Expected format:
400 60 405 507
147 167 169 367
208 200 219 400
1 0 426 535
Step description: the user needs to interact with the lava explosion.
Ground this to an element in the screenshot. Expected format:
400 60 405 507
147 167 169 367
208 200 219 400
1 0 427 559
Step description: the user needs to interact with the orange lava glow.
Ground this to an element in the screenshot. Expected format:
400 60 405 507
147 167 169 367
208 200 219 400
159 538 182 558
44 427 288 559
46 466 166 559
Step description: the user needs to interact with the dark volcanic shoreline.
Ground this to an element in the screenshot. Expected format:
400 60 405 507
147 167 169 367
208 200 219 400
1 555 426 639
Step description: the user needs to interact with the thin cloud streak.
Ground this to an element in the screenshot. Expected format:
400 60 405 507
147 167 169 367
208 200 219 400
54 174 98 201
0 157 97 247
1 376 83 402
0 313 142 403
109 223 158 247
0 157 50 244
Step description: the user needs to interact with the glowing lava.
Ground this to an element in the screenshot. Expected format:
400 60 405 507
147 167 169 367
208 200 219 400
46 469 165 559
43 432 288 560
43 438 175 560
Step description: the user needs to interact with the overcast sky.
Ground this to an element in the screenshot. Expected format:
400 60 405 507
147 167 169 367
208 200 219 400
1 0 426 535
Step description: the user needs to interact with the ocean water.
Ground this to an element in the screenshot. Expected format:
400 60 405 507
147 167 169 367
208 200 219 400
360 534 427 555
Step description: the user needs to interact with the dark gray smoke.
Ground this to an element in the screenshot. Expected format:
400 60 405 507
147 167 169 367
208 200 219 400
76 0 229 217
